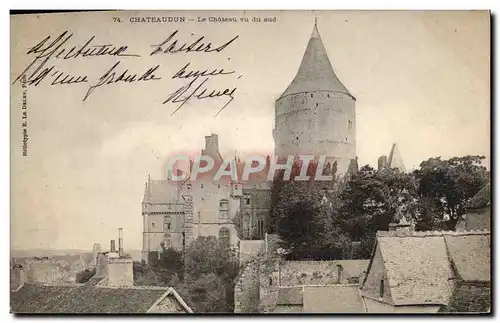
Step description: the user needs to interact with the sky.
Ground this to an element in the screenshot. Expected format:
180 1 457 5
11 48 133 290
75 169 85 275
10 10 490 250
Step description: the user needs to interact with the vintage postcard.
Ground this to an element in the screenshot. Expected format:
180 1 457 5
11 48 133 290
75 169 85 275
10 10 490 314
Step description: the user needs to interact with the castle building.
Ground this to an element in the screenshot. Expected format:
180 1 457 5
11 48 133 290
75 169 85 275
142 134 251 263
273 21 357 177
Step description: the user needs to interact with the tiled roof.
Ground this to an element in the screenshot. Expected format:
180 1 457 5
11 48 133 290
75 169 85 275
10 283 188 314
442 283 491 313
375 230 491 307
444 235 490 282
279 23 352 99
302 285 364 313
377 234 455 306
277 287 303 305
467 183 491 209
336 260 370 278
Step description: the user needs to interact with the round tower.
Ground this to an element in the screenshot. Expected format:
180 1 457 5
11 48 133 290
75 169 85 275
273 21 356 177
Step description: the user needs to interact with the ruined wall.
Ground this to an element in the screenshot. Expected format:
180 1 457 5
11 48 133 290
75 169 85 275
25 260 64 284
234 261 260 313
274 92 356 176
239 240 264 267
279 261 344 286
259 257 281 303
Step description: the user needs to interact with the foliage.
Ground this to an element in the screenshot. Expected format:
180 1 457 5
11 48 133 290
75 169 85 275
273 178 349 260
414 155 489 230
182 236 240 313
338 166 418 239
75 268 96 283
184 236 239 280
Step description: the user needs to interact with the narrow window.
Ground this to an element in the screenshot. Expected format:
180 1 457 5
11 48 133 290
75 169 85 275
218 184 220 188
380 280 384 298
269 277 273 286
327 94 330 98
201 184 204 188
152 222 155 227
310 93 313 98
219 199 229 218
316 103 318 107
219 228 230 248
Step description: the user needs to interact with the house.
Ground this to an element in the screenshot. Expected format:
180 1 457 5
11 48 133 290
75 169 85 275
10 249 194 314
464 182 491 231
359 228 490 313
10 279 193 314
234 234 370 313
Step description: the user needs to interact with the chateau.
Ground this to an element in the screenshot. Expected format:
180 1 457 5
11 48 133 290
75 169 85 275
141 22 400 261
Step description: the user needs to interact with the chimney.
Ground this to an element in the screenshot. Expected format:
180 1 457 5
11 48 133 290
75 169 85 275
378 155 387 171
92 243 102 267
110 240 116 252
389 215 414 233
336 264 344 284
118 228 124 257
10 264 26 291
202 134 220 159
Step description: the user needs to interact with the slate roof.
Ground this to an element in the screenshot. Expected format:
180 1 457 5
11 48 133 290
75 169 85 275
279 23 352 99
444 235 490 282
374 230 490 307
302 285 364 313
387 143 406 173
467 183 491 209
10 282 190 314
143 179 182 204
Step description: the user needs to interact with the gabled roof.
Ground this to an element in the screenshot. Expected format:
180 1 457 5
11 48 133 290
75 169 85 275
279 22 352 100
467 182 491 209
10 283 192 314
372 230 490 307
444 234 490 282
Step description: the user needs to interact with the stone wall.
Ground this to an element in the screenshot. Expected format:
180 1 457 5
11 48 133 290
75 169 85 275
107 257 133 287
279 261 344 286
234 261 260 313
25 260 64 284
239 240 264 267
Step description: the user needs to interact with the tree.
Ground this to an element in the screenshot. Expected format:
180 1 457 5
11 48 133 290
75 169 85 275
273 179 349 260
338 166 418 253
414 155 489 230
182 236 240 313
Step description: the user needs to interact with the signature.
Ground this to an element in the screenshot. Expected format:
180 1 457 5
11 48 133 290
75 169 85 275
164 62 240 116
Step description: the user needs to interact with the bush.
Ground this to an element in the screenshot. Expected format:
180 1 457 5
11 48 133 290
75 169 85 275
76 268 96 283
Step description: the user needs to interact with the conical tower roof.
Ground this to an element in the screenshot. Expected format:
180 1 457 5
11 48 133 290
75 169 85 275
387 143 406 173
279 21 352 99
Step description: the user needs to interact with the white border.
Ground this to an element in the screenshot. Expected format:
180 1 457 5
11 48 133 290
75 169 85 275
3 1 498 323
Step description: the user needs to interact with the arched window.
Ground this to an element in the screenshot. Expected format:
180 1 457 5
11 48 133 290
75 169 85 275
219 199 229 218
243 213 251 239
219 228 230 248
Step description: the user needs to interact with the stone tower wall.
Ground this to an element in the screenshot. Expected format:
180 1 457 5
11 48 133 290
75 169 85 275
274 91 355 176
